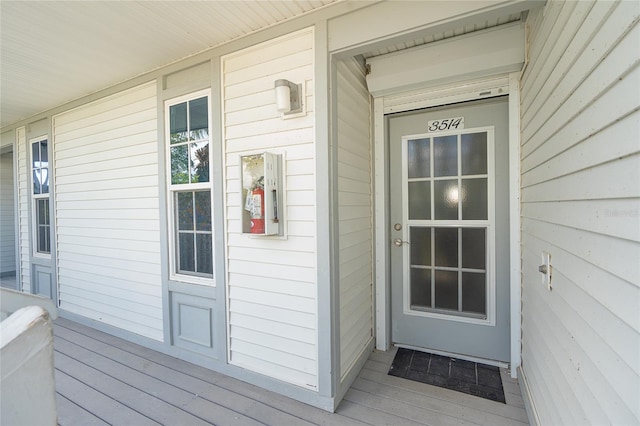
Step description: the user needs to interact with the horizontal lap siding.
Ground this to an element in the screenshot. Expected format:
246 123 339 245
53 82 163 341
520 2 640 424
336 58 373 380
222 29 318 389
0 152 16 274
16 127 30 292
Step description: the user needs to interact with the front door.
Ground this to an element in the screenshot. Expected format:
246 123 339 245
389 97 510 362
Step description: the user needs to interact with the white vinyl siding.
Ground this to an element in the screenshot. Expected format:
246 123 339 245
53 82 163 341
222 28 318 389
520 1 639 425
336 58 373 380
0 152 16 275
16 127 30 292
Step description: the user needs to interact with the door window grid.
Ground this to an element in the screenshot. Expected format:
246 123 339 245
166 91 213 283
409 227 487 318
404 129 492 320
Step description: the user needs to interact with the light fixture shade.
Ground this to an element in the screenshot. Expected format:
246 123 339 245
274 79 302 116
274 79 291 113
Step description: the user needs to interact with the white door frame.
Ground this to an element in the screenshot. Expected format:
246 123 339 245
373 73 522 378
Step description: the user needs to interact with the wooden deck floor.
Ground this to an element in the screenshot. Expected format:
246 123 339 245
54 318 529 426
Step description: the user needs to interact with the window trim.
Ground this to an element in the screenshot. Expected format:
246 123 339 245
30 136 51 258
164 90 214 286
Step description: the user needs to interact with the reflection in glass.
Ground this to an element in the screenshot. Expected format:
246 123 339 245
462 272 486 315
196 234 213 274
32 142 40 165
170 102 188 144
434 227 457 267
461 132 487 175
171 146 189 184
40 168 49 194
462 228 486 269
461 178 487 220
179 233 195 272
410 268 432 308
41 140 48 163
408 138 430 178
410 227 431 266
190 142 209 183
177 192 193 230
189 97 209 141
38 199 49 225
33 170 41 195
434 180 458 220
195 191 211 231
36 199 50 254
408 181 431 220
433 135 457 177
435 270 458 310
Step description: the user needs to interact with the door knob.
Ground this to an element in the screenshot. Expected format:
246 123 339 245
393 238 409 247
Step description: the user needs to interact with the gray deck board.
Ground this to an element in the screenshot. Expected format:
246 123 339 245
53 318 529 426
56 392 110 426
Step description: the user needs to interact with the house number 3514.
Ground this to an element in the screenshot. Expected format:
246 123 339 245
427 117 464 132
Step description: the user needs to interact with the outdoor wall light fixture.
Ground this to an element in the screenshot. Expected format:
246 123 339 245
274 79 303 116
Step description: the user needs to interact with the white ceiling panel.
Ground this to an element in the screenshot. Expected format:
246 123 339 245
0 0 338 128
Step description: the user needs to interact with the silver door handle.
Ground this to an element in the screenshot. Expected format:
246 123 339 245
393 238 409 247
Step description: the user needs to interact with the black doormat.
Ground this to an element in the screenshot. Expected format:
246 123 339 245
388 348 506 403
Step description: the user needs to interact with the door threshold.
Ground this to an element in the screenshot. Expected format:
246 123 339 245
395 343 509 369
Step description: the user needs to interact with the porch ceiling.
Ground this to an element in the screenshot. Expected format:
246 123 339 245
0 0 339 129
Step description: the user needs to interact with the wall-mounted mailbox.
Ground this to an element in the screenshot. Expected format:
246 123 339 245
241 152 282 236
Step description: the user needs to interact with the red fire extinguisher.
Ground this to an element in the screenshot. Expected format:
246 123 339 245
249 185 265 234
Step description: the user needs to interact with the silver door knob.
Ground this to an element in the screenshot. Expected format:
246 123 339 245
393 238 409 247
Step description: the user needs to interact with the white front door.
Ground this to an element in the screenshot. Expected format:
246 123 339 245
389 97 510 362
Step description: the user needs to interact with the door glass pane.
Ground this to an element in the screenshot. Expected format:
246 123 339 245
462 228 486 269
434 180 458 220
177 192 194 230
461 132 487 175
189 97 209 141
408 138 430 178
410 227 431 266
433 135 457 177
410 268 431 308
462 272 486 315
190 141 209 183
461 178 487 220
408 181 431 220
196 234 213 274
170 102 188 144
195 191 211 231
178 233 195 272
170 145 189 184
435 270 458 310
434 227 457 267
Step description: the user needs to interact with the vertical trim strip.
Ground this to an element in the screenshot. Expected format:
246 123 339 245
508 72 522 378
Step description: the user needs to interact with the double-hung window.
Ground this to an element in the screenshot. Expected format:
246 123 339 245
166 92 213 283
31 137 51 255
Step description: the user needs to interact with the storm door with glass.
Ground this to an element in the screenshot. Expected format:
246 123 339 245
389 98 510 362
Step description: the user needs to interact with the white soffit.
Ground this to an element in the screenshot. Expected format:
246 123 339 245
0 0 338 129
365 22 525 97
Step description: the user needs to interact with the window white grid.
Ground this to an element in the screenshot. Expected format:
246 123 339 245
30 137 51 256
165 90 214 285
